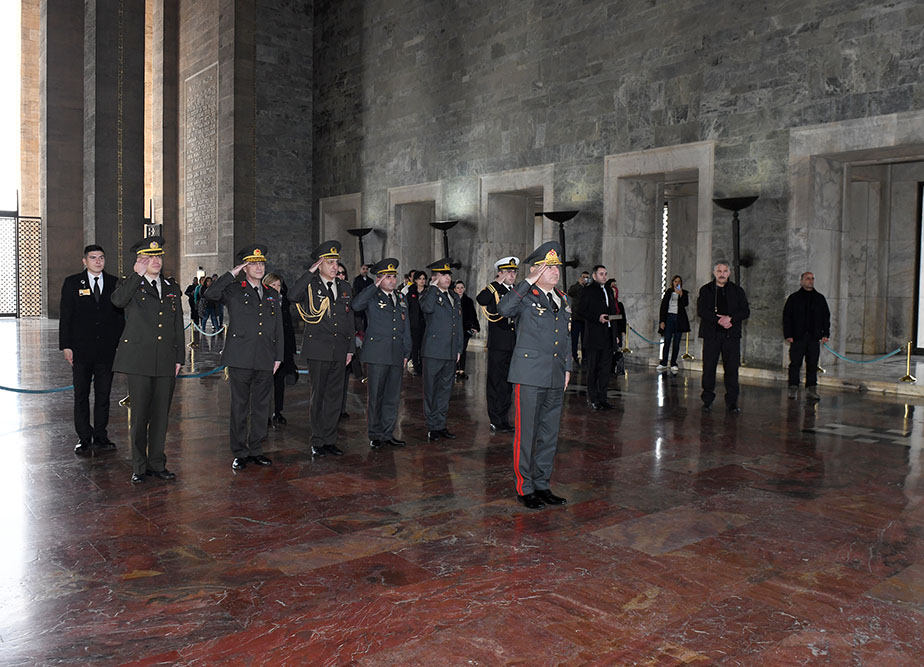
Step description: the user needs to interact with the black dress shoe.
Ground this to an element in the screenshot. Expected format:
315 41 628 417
600 401 615 410
386 438 406 447
534 489 567 505
311 445 327 457
274 412 287 425
147 469 176 480
339 412 349 421
427 430 441 442
369 439 383 450
95 440 117 451
131 473 145 484
591 402 605 411
702 403 713 413
498 424 515 434
249 455 272 466
517 493 545 509
74 441 93 457
232 457 248 470
269 416 278 429
323 444 344 456
440 429 457 439
727 405 741 414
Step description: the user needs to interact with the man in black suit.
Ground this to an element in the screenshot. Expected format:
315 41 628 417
697 260 750 412
577 264 618 410
59 245 125 456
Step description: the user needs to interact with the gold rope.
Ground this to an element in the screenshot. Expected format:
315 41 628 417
295 288 331 324
479 283 505 323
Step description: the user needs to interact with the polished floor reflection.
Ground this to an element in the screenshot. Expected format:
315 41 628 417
2 319 924 665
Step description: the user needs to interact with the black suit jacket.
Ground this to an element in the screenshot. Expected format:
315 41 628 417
59 270 125 365
576 281 619 350
697 280 749 339
475 281 516 351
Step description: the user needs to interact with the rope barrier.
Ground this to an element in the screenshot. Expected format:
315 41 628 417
822 343 903 364
191 322 225 337
629 326 662 346
0 383 74 394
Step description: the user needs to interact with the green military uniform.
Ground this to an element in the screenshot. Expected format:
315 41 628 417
497 241 572 509
420 258 463 440
351 258 412 448
291 240 356 456
204 244 283 468
111 236 185 481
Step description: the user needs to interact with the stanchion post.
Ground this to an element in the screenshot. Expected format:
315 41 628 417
681 332 694 361
900 341 917 383
190 345 196 374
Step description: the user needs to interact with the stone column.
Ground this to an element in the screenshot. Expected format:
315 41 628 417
41 0 84 317
84 0 145 276
152 0 178 260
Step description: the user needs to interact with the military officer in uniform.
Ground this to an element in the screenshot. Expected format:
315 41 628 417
59 244 125 455
420 258 463 442
291 240 355 457
475 256 519 435
111 236 185 484
205 244 283 470
497 241 572 510
351 258 412 449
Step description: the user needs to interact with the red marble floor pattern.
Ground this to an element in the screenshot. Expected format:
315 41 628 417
1 320 923 665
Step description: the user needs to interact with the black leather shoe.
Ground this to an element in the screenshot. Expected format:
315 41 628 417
269 416 279 429
74 440 93 457
386 438 406 447
534 489 567 505
498 424 515 434
147 469 176 480
517 493 545 509
490 423 500 434
249 455 272 466
95 439 117 451
311 445 327 457
702 403 713 413
130 473 145 484
591 402 605 411
274 412 287 425
232 457 248 470
370 439 383 450
323 444 344 456
427 430 442 442
339 412 350 421
440 429 456 439
600 401 615 410
727 405 741 414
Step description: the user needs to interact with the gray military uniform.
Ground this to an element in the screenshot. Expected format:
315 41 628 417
205 272 283 458
352 285 412 440
111 272 185 475
497 281 573 495
291 271 355 449
419 286 463 431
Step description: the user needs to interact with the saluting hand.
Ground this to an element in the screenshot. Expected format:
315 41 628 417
309 258 323 273
429 275 440 286
526 264 547 285
231 262 247 276
374 275 385 288
133 256 150 277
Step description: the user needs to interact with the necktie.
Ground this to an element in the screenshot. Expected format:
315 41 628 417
93 276 101 303
390 292 397 309
547 292 558 313
151 279 159 299
326 281 335 303
256 285 262 302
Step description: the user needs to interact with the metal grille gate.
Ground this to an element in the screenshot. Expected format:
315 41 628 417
0 211 44 317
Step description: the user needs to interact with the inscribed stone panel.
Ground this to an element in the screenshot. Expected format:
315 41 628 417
184 63 218 256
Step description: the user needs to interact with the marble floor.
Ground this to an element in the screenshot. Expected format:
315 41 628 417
2 319 924 665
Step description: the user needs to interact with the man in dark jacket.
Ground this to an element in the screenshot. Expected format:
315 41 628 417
59 244 125 456
577 265 619 410
697 261 750 413
782 271 830 401
475 256 519 433
205 244 283 470
291 240 355 457
567 270 590 366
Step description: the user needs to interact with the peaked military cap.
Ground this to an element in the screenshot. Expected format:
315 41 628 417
311 240 342 261
524 241 563 266
236 243 268 263
372 258 400 275
426 258 453 274
494 256 519 271
130 236 165 256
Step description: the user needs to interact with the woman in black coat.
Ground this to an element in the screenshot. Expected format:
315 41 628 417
453 280 480 379
657 274 690 372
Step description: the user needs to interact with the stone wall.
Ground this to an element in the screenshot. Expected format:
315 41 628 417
312 0 924 366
